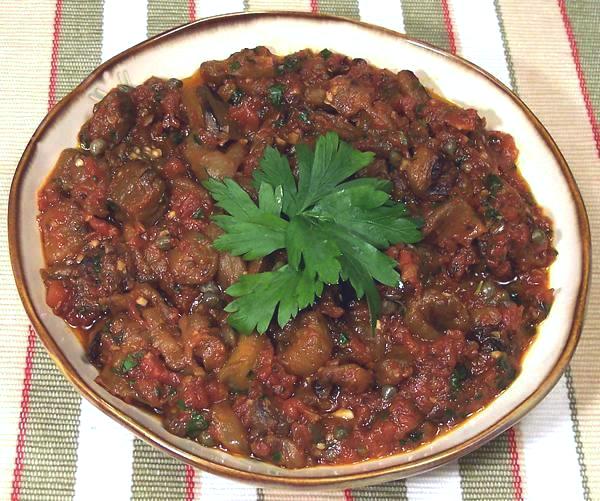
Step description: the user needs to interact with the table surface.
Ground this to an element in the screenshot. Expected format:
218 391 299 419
1 1 599 500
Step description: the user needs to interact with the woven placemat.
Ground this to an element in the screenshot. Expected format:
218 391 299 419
1 1 598 500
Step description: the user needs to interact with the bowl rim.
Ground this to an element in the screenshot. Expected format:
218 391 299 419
8 11 591 487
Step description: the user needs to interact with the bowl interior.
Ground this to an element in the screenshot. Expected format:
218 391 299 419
10 13 586 484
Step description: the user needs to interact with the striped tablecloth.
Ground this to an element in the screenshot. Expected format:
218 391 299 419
1 1 598 500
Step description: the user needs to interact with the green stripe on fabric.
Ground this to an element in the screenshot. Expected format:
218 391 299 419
147 0 190 37
317 0 360 20
565 368 591 500
399 0 450 51
55 0 104 99
18 1 104 498
352 480 408 501
493 0 519 93
131 439 188 500
18 341 82 500
459 434 515 500
564 0 600 118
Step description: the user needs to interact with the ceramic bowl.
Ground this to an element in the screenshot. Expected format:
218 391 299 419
8 12 590 489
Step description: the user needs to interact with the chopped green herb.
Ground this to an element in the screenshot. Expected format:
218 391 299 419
229 60 241 71
203 132 422 333
186 411 210 437
274 115 288 128
229 89 244 106
193 133 203 145
450 364 469 392
192 208 204 220
408 430 423 442
298 110 310 123
484 205 502 221
117 352 143 375
171 130 185 145
444 408 457 420
283 56 299 71
268 84 286 106
337 332 349 345
272 451 282 462
176 399 188 411
485 174 503 196
111 330 124 345
320 48 333 60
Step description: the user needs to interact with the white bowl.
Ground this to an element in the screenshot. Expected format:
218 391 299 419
8 12 590 489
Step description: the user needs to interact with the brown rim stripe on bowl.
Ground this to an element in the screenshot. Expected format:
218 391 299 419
8 12 590 487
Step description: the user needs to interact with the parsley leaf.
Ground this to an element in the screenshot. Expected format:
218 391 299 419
205 132 422 333
203 178 287 260
225 265 323 334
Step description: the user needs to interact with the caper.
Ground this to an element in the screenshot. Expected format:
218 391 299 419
381 385 397 400
156 235 172 250
333 426 349 440
442 137 458 156
167 78 183 89
89 138 107 157
381 299 399 315
388 150 403 168
479 280 497 301
198 429 216 447
531 228 546 245
219 325 237 348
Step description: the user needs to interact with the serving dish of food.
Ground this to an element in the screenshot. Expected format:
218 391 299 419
9 12 589 488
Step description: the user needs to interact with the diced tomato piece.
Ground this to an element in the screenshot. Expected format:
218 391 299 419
162 157 187 179
179 377 209 410
228 100 260 131
139 352 180 387
46 280 70 310
87 215 120 238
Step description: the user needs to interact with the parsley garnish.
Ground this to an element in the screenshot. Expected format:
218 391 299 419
268 84 285 106
320 48 333 60
450 364 469 392
229 89 244 106
115 351 143 375
186 411 210 437
203 132 422 334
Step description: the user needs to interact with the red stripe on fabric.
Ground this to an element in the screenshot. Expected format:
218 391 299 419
310 0 318 14
188 0 196 22
557 0 600 157
343 489 353 501
440 0 457 54
48 0 63 109
12 0 63 496
10 327 37 501
185 465 195 501
507 428 524 501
